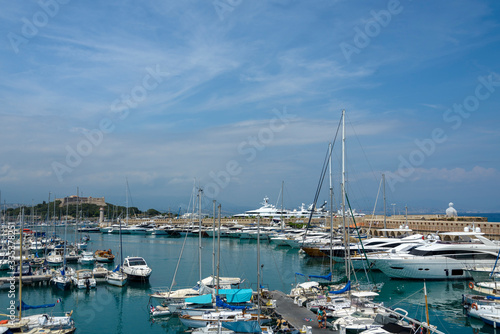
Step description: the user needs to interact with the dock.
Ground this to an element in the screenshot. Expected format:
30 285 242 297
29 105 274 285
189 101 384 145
266 290 335 333
0 274 52 286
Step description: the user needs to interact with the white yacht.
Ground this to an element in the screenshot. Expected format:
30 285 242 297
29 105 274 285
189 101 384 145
372 230 500 280
122 256 152 281
233 197 287 218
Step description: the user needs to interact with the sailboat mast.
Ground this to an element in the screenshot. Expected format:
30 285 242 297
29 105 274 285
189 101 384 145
329 142 333 280
198 187 202 284
341 109 350 282
76 188 79 245
63 197 68 269
424 281 430 328
212 200 216 279
217 204 221 295
257 215 261 321
383 174 387 236
19 207 24 320
281 181 284 230
125 179 129 226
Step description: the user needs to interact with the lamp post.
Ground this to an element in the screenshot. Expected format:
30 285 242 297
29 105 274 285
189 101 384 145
391 203 396 216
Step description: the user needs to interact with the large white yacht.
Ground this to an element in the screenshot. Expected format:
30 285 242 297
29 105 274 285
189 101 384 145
372 229 500 280
233 197 287 218
233 197 329 219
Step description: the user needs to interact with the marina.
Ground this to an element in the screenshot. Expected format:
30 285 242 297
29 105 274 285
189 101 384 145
1 217 499 333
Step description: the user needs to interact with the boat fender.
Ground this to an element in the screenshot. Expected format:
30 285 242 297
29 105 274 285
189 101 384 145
471 303 478 310
0 320 8 324
469 282 474 289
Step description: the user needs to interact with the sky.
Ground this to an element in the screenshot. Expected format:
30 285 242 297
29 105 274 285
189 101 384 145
0 0 499 215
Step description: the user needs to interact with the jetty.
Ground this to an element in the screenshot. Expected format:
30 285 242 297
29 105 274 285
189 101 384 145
266 290 335 333
0 274 52 286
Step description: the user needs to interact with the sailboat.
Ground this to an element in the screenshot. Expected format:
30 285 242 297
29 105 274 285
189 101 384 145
106 218 128 287
179 210 272 331
106 181 129 287
50 197 72 290
2 209 76 333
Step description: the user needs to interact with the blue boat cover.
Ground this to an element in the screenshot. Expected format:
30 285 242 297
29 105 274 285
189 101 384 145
112 265 120 272
329 280 351 294
18 301 55 311
486 296 500 300
185 294 212 304
219 289 253 303
222 320 262 333
216 296 248 310
308 272 332 281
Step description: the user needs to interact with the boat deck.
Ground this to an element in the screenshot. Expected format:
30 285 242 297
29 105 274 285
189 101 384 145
267 290 336 333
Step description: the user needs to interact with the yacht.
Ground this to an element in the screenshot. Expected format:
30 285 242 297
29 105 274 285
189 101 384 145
372 230 500 280
323 233 429 269
122 256 152 281
233 197 287 218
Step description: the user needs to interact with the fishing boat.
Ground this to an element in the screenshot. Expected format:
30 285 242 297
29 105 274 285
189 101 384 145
94 249 115 263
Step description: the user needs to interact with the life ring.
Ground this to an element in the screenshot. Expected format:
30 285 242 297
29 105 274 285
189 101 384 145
471 303 478 310
469 282 474 289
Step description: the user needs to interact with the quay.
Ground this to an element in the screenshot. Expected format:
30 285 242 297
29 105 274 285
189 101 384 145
120 214 500 240
265 290 335 333
0 274 52 286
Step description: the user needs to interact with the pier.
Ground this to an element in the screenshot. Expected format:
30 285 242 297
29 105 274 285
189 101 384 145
266 290 336 333
0 274 52 286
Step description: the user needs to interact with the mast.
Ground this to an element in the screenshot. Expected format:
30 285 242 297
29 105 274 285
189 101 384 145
119 184 124 272
212 200 216 279
405 205 408 228
383 174 387 236
341 109 350 283
281 181 284 230
125 179 129 226
257 215 261 322
76 188 80 245
329 142 334 280
424 281 430 328
45 192 51 259
63 197 68 273
198 187 203 284
19 207 24 320
217 204 221 298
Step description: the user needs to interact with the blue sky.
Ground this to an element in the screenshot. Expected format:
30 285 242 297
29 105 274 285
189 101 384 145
1 0 499 215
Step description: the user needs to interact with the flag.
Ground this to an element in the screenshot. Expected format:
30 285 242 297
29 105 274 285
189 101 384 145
56 298 61 304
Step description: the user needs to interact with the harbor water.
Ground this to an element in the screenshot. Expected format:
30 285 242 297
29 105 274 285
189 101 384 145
2 224 500 334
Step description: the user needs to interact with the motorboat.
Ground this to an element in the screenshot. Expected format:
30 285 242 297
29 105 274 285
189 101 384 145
94 249 115 263
46 251 64 267
72 269 97 289
121 256 152 281
78 251 95 265
372 230 500 280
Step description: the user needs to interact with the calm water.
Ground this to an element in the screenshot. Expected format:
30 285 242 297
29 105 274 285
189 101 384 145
2 227 499 334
